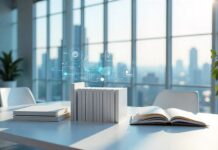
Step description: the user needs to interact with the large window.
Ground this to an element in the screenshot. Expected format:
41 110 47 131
33 0 64 101
34 0 214 112
172 0 213 112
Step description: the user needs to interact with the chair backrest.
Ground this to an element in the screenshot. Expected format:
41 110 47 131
153 90 199 113
0 87 36 107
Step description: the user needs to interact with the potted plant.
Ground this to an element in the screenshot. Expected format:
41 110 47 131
0 51 23 87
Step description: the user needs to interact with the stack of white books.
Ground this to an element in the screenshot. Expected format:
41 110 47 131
13 104 70 122
71 82 127 123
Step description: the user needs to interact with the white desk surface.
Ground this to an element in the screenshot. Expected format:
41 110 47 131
0 101 218 150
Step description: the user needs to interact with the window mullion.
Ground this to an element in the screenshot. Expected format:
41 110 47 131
211 0 218 113
131 0 137 106
46 0 51 101
166 0 172 89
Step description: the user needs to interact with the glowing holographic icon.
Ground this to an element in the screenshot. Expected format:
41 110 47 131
97 66 103 73
100 77 105 82
72 51 79 58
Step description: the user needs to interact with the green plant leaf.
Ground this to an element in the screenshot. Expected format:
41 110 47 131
211 49 217 59
215 85 218 96
213 61 218 68
0 51 23 81
212 69 218 79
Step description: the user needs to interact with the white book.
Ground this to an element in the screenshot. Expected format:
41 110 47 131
13 113 70 122
99 89 103 122
102 90 107 122
71 82 85 121
114 88 127 123
106 89 111 122
89 89 94 122
93 89 98 122
13 105 68 117
85 89 93 122
97 89 101 122
110 90 115 123
77 89 82 121
85 89 89 121
130 106 206 127
81 89 86 121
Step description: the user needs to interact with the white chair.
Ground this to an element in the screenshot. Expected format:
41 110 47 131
153 90 199 113
0 87 36 107
0 87 36 149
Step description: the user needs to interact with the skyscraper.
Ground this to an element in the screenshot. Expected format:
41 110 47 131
117 63 128 82
72 25 88 82
136 73 160 106
202 63 210 85
99 51 113 82
189 47 201 84
174 59 186 85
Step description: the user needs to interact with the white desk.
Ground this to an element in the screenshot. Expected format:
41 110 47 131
0 102 218 150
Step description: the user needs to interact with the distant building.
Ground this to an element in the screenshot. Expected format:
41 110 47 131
189 47 201 84
136 73 160 106
84 62 103 87
142 73 159 83
99 51 113 82
72 25 89 82
202 63 210 85
117 63 128 82
174 59 186 85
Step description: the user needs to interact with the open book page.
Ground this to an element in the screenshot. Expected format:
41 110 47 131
130 106 170 125
166 108 206 126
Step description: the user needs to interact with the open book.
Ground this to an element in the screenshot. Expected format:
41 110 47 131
130 106 206 127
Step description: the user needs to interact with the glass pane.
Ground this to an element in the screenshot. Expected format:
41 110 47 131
107 42 131 83
73 10 81 25
84 5 103 43
49 81 62 101
35 0 47 17
50 14 63 47
12 24 17 50
108 0 131 41
172 86 211 113
137 0 166 39
137 39 166 84
85 0 103 6
34 80 46 101
12 9 17 23
36 17 47 48
173 0 212 35
135 85 164 106
73 0 81 9
62 49 73 81
35 49 47 79
83 44 104 85
49 47 63 80
50 0 63 14
172 35 211 86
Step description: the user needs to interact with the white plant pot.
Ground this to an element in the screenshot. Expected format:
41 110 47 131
1 81 17 88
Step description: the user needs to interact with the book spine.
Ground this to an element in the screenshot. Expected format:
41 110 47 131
81 89 86 121
110 90 115 123
118 88 127 122
71 84 74 120
99 89 103 122
77 89 82 121
85 89 89 122
93 89 97 122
